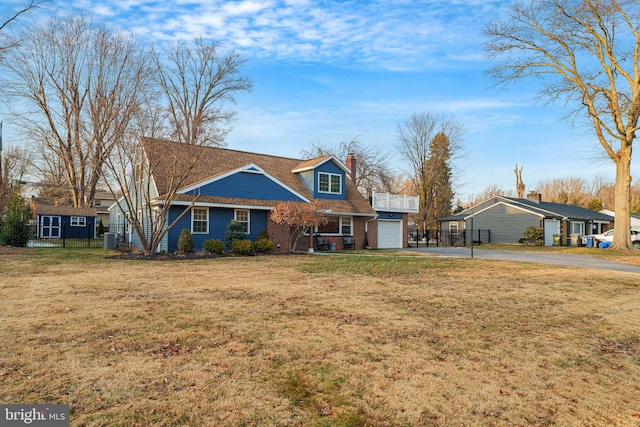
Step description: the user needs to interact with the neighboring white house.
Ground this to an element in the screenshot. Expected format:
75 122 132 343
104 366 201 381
600 209 640 229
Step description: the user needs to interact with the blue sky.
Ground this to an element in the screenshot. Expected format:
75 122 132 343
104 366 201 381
2 0 635 201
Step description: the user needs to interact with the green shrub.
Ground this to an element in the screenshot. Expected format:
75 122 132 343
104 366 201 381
97 219 105 236
231 239 254 256
203 239 225 254
523 226 543 245
2 193 31 247
225 220 246 248
254 238 274 254
177 229 194 252
257 229 270 241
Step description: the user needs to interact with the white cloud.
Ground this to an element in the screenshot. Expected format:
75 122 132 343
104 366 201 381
64 0 508 71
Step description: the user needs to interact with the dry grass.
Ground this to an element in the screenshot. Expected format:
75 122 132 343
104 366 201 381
1 248 640 426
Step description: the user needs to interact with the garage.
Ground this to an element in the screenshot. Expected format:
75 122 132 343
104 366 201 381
378 220 403 248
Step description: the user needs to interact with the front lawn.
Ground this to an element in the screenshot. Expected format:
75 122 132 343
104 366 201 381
1 249 639 426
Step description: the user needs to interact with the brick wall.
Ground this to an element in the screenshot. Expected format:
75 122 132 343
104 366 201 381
266 213 379 252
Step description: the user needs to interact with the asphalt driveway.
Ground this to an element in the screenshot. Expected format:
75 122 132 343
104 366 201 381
402 246 640 274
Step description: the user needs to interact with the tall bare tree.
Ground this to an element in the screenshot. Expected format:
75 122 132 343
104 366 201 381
397 112 463 233
485 0 640 250
154 37 252 146
0 0 47 53
301 136 394 198
102 137 204 256
2 15 153 208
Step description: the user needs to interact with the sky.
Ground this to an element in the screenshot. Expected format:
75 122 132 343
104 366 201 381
1 0 637 202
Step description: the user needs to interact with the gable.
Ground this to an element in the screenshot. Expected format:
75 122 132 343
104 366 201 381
182 170 307 202
311 159 347 201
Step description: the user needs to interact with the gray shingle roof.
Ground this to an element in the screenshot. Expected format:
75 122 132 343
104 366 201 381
440 196 613 222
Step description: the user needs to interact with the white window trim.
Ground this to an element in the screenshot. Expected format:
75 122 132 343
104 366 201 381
318 172 342 194
449 222 459 233
234 209 250 234
340 216 353 235
191 207 209 234
571 221 585 236
316 215 352 236
70 216 86 227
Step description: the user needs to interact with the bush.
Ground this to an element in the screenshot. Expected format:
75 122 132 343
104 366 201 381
225 220 246 248
231 239 254 256
97 219 105 236
1 193 31 247
257 229 270 241
523 226 543 245
254 238 274 254
203 239 225 254
177 229 194 252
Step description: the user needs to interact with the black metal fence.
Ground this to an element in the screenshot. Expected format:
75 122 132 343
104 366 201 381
1 222 105 249
407 228 440 247
439 229 491 247
408 228 492 247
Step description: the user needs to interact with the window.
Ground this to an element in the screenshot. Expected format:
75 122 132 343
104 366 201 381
341 217 352 235
317 216 352 235
234 209 250 234
571 221 584 235
192 208 208 234
318 172 342 194
70 216 86 227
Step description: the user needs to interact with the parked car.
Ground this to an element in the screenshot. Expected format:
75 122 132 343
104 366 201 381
582 229 640 248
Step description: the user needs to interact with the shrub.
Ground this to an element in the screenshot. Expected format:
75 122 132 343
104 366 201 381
225 220 246 248
231 239 254 256
1 193 31 247
177 229 194 252
523 226 544 245
257 229 270 241
254 238 274 254
203 239 225 254
97 219 105 236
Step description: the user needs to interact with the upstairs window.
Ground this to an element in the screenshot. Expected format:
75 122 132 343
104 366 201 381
318 172 341 194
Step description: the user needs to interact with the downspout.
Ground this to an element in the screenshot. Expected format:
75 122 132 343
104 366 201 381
364 214 378 249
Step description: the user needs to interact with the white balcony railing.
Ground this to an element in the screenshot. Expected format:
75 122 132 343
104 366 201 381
372 192 419 213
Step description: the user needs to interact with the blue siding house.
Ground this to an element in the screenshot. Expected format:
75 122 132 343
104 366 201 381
109 138 380 253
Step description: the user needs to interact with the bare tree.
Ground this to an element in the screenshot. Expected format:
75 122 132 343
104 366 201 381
515 164 526 198
467 185 514 207
2 15 153 208
154 37 252 146
535 177 590 206
102 137 204 256
0 0 47 53
397 112 463 233
301 136 394 198
485 0 640 249
270 201 328 252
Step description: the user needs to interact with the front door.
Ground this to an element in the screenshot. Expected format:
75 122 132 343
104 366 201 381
544 219 560 246
41 216 61 238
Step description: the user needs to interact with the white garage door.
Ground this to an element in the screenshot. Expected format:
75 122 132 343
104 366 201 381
378 220 403 248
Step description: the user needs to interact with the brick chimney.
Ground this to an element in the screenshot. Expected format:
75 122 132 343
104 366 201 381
346 153 357 183
527 191 542 203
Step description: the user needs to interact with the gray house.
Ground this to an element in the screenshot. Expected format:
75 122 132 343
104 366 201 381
439 192 614 246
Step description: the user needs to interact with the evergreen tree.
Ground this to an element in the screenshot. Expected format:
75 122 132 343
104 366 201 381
2 192 31 247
